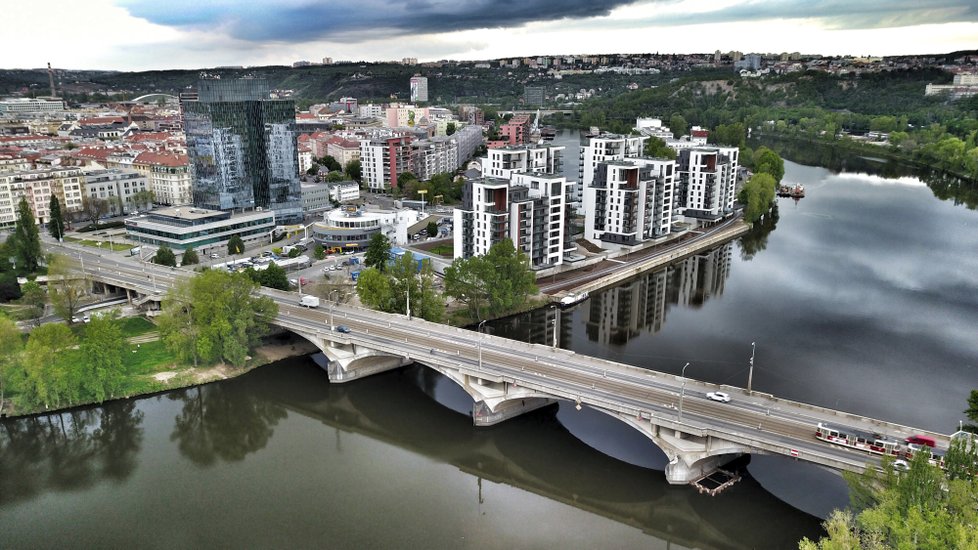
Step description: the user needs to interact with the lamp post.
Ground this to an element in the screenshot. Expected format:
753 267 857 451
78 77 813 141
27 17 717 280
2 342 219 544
329 289 340 328
478 319 487 370
679 362 690 423
747 341 756 394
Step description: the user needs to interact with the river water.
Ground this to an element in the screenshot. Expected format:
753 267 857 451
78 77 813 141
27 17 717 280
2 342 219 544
3 138 977 548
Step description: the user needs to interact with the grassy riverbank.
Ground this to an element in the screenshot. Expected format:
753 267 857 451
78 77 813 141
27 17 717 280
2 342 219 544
0 317 319 419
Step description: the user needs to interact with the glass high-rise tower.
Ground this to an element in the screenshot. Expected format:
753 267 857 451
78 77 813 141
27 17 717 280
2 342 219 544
182 77 302 223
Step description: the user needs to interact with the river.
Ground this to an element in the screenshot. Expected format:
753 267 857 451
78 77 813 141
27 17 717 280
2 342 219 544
3 138 977 548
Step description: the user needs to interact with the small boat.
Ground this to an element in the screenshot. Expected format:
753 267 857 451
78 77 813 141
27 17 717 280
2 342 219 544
777 184 805 198
540 126 557 140
559 291 589 308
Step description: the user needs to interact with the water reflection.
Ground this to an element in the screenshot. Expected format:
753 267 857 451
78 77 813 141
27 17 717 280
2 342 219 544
169 383 287 466
754 137 978 210
738 203 779 261
0 401 143 506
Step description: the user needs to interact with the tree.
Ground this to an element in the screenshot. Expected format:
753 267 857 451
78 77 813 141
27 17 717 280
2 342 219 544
47 253 88 323
326 171 346 182
364 233 392 272
738 173 777 224
20 323 79 409
158 270 277 368
753 146 785 184
355 267 393 311
258 262 289 291
19 280 46 326
345 159 361 183
319 155 342 172
227 234 245 256
132 189 155 211
81 195 109 229
0 315 23 416
713 122 746 149
426 221 439 238
13 196 42 273
444 239 537 321
312 244 326 260
153 245 177 267
48 195 65 241
669 114 689 137
306 163 320 176
965 390 978 434
79 313 127 402
643 136 677 160
446 122 457 136
181 246 200 266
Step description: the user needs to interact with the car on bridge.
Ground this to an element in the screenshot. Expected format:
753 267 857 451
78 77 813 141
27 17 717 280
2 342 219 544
706 391 731 403
335 325 351 333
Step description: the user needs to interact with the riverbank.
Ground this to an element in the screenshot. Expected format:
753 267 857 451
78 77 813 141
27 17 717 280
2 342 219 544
0 330 320 419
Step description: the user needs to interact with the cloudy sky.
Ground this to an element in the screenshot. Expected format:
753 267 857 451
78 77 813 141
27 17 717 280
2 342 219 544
6 0 978 71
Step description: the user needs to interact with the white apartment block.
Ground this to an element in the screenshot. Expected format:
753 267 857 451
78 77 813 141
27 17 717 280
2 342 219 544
583 158 675 249
0 167 83 226
454 172 570 268
453 124 484 165
81 168 150 214
675 147 739 221
0 155 30 173
578 133 646 213
411 137 458 181
358 104 385 119
482 143 565 180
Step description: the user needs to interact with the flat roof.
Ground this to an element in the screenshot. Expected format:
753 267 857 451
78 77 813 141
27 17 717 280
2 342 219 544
152 206 226 221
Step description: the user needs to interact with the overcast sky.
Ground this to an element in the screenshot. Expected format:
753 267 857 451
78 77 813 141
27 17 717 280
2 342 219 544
5 0 978 71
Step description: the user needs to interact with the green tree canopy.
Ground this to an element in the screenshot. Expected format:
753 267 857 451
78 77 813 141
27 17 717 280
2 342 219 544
355 267 393 311
48 195 65 241
345 159 362 183
19 280 46 326
19 323 79 409
47 253 88 323
643 136 677 160
319 155 342 172
444 239 537 321
312 244 326 260
81 195 109 229
965 390 978 434
364 233 392 272
181 246 200 266
0 315 23 415
738 173 777 224
227 234 245 256
158 270 277 368
154 245 177 267
752 146 785 184
79 312 127 402
426 221 439 237
13 196 42 273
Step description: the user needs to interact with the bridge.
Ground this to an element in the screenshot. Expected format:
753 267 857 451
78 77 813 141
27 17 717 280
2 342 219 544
59 243 951 486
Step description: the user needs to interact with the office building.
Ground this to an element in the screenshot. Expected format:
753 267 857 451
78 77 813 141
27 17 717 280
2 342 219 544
124 206 276 253
410 76 429 102
182 77 303 223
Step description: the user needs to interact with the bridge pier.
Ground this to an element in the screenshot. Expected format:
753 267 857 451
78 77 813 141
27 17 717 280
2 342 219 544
473 397 556 426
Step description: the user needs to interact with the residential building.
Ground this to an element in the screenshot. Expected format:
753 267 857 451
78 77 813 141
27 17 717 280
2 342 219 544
182 77 303 223
325 135 362 166
674 147 739 222
578 132 647 213
124 206 276 254
453 172 570 268
453 124 484 166
358 103 385 119
0 97 66 116
0 167 83 226
482 143 564 180
136 152 192 206
300 182 333 214
582 158 675 248
500 114 532 145
360 134 412 192
81 168 150 215
410 136 458 181
410 76 429 102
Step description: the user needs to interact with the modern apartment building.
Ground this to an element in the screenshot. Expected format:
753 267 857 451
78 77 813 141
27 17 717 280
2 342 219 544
674 147 739 221
360 134 413 192
410 136 458 181
582 158 675 248
499 114 532 146
0 167 83 226
482 143 564 180
182 77 303 223
578 133 647 213
453 172 570 268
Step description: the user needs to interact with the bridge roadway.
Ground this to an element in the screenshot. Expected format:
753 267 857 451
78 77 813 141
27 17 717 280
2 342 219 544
61 243 951 485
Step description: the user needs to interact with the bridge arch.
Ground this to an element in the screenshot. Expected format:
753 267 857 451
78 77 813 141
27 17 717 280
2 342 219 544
130 93 179 104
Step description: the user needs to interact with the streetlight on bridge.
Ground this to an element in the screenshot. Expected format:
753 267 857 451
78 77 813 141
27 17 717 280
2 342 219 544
678 362 691 423
477 319 487 370
747 342 756 395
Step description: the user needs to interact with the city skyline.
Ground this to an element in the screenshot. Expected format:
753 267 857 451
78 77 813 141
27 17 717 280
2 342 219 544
4 0 977 72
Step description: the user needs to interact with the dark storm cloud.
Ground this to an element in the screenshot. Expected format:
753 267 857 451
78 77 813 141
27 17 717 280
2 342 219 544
119 0 645 42
648 0 978 30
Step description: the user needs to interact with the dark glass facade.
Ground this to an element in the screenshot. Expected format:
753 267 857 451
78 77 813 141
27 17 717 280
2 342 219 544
183 78 303 224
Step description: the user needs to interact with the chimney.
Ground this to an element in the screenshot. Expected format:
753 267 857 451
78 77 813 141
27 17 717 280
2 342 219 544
47 62 57 98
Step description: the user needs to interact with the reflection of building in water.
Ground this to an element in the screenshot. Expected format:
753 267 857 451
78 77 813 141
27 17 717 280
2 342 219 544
671 243 732 308
499 305 562 347
583 242 732 345
584 269 667 346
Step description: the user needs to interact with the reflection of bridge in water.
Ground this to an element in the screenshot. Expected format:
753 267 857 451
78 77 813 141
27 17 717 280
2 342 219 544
261 361 821 549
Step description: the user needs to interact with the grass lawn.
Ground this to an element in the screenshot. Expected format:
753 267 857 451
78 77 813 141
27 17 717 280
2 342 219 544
125 339 178 375
65 236 132 251
428 244 453 256
119 316 156 337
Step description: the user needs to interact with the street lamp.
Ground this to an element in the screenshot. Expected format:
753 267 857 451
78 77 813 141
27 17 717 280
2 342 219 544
678 362 690 423
478 319 487 370
329 289 340 328
747 341 756 394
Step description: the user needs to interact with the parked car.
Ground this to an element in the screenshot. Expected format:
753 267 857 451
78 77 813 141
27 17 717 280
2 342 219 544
706 391 731 403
